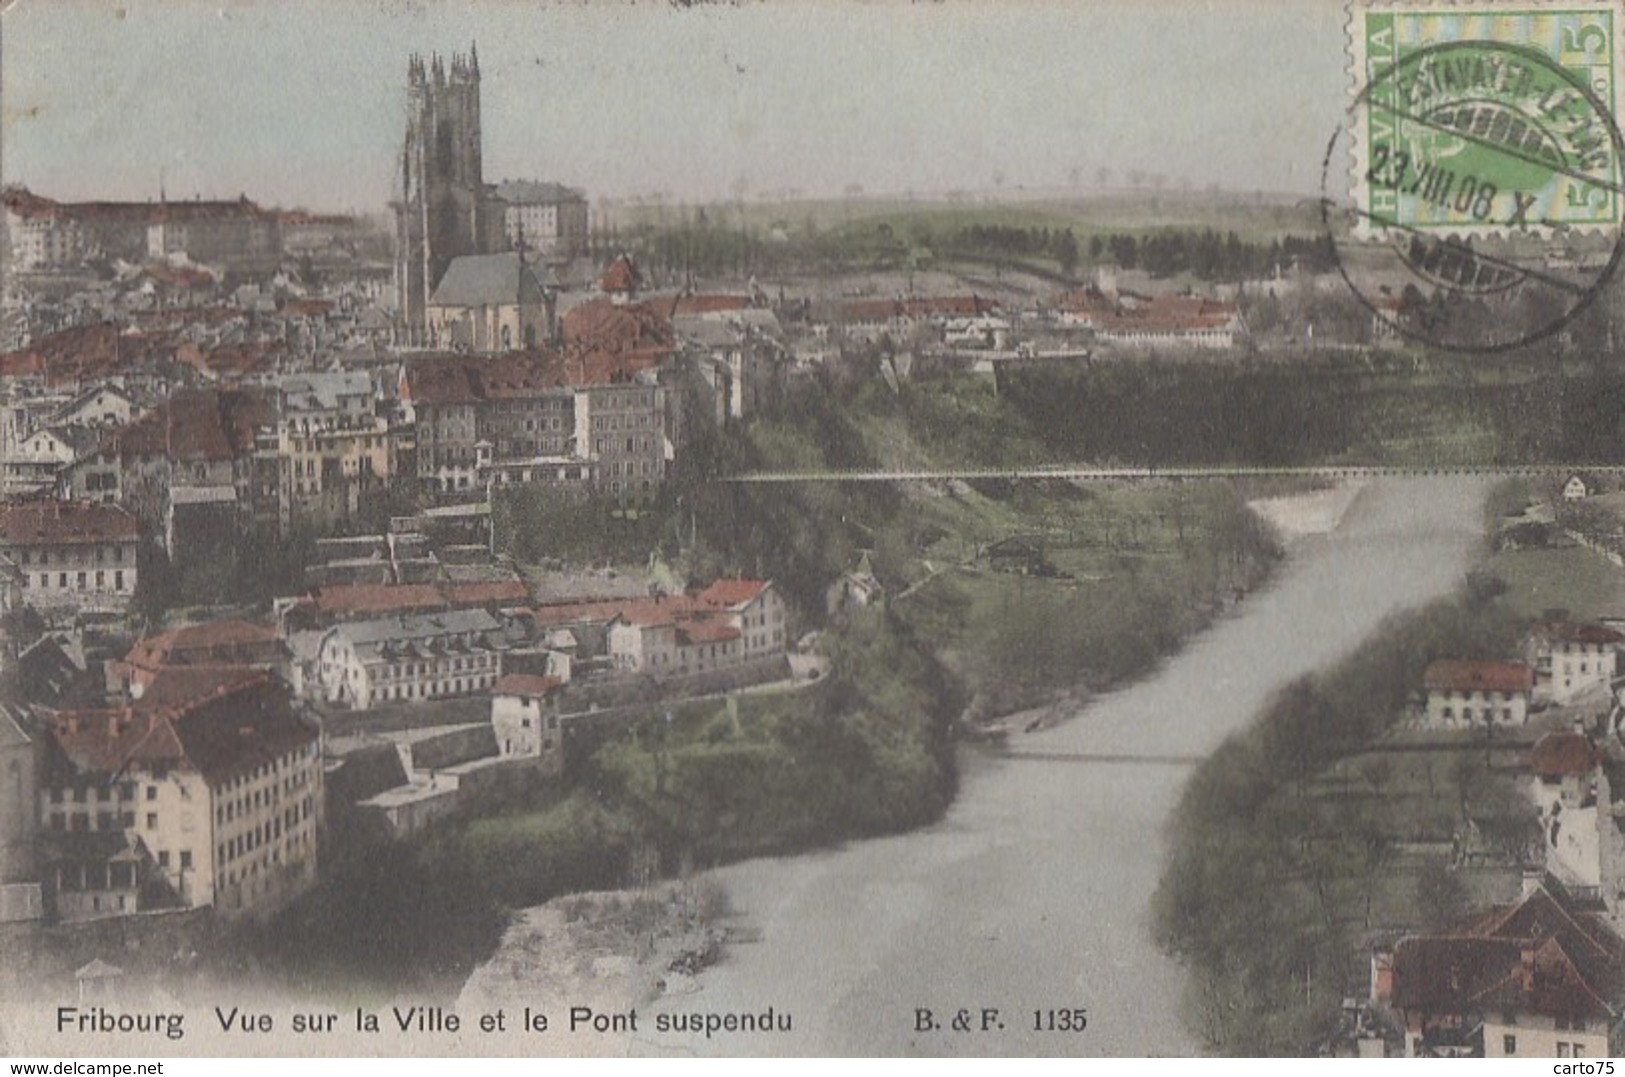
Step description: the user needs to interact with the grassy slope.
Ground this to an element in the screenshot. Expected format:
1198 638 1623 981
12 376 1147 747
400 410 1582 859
1152 500 1625 1054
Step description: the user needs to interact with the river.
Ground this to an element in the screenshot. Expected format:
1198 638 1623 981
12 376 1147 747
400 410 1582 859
646 476 1492 1056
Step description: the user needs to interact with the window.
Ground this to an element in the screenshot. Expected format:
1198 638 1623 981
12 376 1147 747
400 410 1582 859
1503 1034 1516 1055
146 812 157 829
180 851 192 870
1558 1044 1572 1058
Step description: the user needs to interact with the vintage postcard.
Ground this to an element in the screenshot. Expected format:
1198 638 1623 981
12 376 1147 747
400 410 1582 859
5 0 1625 1061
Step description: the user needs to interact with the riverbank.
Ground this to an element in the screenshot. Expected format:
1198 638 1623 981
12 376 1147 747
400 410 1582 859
456 479 1420 1055
1249 481 1366 541
1150 477 1615 1055
456 884 730 1057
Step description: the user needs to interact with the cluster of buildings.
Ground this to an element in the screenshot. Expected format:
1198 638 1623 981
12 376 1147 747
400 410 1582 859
1362 617 1625 1056
0 549 791 924
5 190 288 276
1051 276 1243 351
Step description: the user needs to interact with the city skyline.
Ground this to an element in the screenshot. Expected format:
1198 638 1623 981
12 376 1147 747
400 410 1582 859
2 0 1346 214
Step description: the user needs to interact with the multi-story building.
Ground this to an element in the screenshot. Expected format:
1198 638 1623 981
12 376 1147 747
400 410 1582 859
108 618 285 700
145 197 281 272
1525 621 1623 706
3 425 100 497
489 180 589 262
534 578 788 677
315 608 507 710
1421 660 1535 727
40 670 322 920
402 351 669 497
69 387 276 557
0 500 141 617
263 372 392 530
3 187 282 274
489 673 565 774
577 382 666 497
3 189 152 270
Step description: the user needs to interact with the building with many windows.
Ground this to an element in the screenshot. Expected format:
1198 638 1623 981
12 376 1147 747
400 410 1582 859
402 351 668 497
1422 660 1535 728
0 499 141 618
1525 621 1624 706
315 608 508 710
39 670 321 920
489 180 588 261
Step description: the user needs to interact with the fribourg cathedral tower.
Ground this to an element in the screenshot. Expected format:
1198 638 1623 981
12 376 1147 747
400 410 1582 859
393 46 498 345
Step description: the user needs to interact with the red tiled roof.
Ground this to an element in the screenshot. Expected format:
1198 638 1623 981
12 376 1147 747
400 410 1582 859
1055 289 1238 334
311 583 448 619
443 580 531 606
1390 936 1524 1014
1392 930 1617 1022
3 188 157 224
669 294 750 316
135 665 266 710
107 387 272 460
50 670 316 787
492 673 562 698
0 500 140 547
0 324 181 388
1392 885 1625 1024
1423 659 1535 694
3 189 271 226
1530 731 1604 779
1469 886 1625 982
696 578 770 608
148 195 273 223
600 255 642 294
561 298 675 360
526 600 629 628
121 619 279 673
176 341 288 380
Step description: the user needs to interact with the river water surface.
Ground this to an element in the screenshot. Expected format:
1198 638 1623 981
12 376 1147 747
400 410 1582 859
648 476 1492 1056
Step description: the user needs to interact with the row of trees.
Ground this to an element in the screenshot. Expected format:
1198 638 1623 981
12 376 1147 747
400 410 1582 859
948 224 1081 274
1152 577 1533 1054
1090 230 1338 280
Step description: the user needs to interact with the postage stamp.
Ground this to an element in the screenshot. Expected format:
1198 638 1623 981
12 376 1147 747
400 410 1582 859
1349 1 1625 236
1333 0 1625 350
10 0 1625 1066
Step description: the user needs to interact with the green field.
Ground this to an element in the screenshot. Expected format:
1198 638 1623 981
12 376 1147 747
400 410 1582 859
610 190 1325 245
1485 544 1625 620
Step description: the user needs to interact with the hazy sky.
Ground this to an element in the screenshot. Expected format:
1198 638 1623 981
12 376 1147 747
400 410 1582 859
1 0 1347 214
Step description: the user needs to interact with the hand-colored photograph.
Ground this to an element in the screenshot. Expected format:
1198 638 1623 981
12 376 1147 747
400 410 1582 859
2 0 1624 1059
